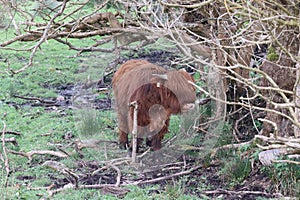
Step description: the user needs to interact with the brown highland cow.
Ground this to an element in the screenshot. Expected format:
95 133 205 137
112 60 196 151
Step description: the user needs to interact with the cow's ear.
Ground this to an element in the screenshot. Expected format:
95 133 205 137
152 73 168 87
152 73 168 80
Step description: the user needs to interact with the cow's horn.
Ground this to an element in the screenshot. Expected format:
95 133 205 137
152 73 168 80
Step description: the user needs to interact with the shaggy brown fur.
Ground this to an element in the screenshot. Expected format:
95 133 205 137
112 59 196 150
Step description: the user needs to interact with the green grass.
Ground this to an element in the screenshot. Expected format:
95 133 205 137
0 5 119 197
2 2 299 199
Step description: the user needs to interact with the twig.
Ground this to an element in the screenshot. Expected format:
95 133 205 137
0 131 21 136
8 149 68 162
159 0 214 9
48 183 129 197
254 134 300 145
9 0 68 75
92 157 130 176
201 189 283 198
273 159 300 165
2 120 10 187
130 101 138 164
13 94 56 104
258 118 279 137
1 137 18 146
188 80 296 124
210 139 254 157
141 161 185 173
234 112 250 142
42 161 79 187
138 164 202 185
108 163 122 187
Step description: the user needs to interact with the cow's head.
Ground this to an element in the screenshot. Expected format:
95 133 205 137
151 69 196 114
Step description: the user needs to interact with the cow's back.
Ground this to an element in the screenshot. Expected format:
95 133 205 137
112 59 167 104
112 60 151 88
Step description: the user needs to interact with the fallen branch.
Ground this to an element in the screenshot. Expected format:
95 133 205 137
0 131 22 136
1 137 19 146
13 94 56 104
74 139 118 151
201 189 283 198
108 163 122 187
91 161 122 186
8 149 68 162
138 164 202 185
273 159 300 165
48 183 129 197
43 160 79 187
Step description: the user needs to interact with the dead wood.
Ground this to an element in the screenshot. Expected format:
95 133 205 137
201 189 283 198
48 183 129 197
1 137 18 146
130 101 138 164
1 120 10 187
0 131 21 136
108 163 122 187
273 159 300 165
13 94 57 104
210 140 254 158
74 139 118 151
210 134 300 166
8 149 68 162
137 164 202 185
43 160 79 187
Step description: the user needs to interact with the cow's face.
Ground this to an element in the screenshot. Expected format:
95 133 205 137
148 104 168 133
151 69 196 114
178 69 196 112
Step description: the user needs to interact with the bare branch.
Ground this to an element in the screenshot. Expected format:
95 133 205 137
130 101 138 164
159 0 214 9
1 119 10 187
8 149 68 162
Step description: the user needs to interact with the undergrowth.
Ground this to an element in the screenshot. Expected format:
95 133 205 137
0 2 299 199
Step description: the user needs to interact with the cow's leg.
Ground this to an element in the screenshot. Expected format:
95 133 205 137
117 112 129 149
119 130 143 152
128 137 143 153
146 138 152 147
118 130 128 149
